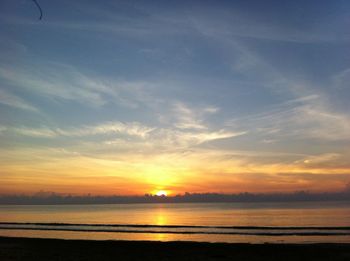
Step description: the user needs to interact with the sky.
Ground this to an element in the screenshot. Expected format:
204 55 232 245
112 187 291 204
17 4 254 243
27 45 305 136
0 0 350 196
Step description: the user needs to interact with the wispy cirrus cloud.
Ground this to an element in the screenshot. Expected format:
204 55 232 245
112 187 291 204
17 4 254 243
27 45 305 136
1 121 154 139
58 121 155 138
227 94 350 142
5 1 348 44
0 89 39 112
0 63 158 109
0 65 106 107
333 67 350 90
2 119 245 151
172 102 219 130
13 127 57 138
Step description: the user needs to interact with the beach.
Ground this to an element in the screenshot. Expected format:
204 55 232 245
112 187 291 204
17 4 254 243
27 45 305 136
1 237 350 261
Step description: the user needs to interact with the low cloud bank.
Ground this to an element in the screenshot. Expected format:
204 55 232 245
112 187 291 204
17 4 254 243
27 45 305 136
0 190 349 205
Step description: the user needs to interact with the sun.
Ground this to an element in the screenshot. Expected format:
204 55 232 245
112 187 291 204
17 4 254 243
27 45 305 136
155 190 168 196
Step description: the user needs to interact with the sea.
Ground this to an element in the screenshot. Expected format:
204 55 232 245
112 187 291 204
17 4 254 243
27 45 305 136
0 201 349 243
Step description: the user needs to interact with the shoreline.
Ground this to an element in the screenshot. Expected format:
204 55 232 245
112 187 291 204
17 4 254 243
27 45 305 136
1 236 350 260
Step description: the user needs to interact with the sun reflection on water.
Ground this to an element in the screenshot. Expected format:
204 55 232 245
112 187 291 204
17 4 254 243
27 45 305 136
151 207 171 241
154 209 167 226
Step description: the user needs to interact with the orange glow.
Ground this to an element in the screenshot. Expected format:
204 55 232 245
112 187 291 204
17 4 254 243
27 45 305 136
155 190 168 196
0 147 349 195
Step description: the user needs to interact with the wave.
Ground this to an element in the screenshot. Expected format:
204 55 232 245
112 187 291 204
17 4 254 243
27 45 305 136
1 222 350 230
0 227 350 236
0 222 349 236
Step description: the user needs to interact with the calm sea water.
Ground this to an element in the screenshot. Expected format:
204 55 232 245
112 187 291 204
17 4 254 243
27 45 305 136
0 201 349 243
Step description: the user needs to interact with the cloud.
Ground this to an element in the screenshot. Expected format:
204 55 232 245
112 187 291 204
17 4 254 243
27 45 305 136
172 102 217 130
0 2 192 42
292 103 350 140
5 1 348 44
0 65 105 107
58 121 155 138
333 67 350 90
227 92 350 142
181 129 246 145
188 4 350 44
195 14 350 143
1 121 154 139
149 128 246 149
297 153 340 165
2 118 246 156
0 89 38 112
0 63 157 109
13 127 57 138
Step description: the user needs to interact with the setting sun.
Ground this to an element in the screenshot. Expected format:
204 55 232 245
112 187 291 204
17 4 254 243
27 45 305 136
155 190 168 197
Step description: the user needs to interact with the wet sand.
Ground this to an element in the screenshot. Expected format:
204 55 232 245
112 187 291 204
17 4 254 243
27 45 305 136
1 236 350 261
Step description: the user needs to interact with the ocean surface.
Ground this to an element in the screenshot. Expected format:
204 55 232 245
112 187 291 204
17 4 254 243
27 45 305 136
0 201 349 243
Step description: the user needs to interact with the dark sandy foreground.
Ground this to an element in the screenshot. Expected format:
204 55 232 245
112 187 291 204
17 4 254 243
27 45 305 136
1 237 350 261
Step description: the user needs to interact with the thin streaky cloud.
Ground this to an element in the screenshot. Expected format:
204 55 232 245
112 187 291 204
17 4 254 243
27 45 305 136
0 89 39 112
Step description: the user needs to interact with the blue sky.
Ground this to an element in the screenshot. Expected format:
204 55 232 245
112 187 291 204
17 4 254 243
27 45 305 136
0 0 350 195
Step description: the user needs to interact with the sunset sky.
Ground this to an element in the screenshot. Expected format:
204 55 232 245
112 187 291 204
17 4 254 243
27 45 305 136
1 0 350 195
